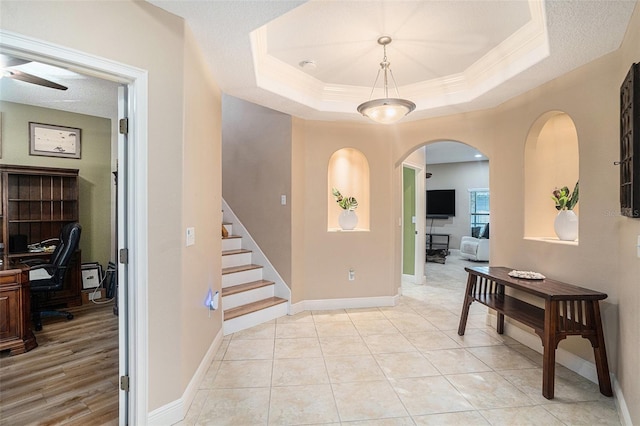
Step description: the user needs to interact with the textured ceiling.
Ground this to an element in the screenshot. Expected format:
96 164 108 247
0 1 636 125
0 59 119 119
150 0 636 123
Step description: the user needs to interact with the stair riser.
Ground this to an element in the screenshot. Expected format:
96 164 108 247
222 285 275 310
222 252 253 268
222 268 263 288
223 302 288 335
222 238 242 251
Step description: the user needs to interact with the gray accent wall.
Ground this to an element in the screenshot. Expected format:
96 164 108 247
222 95 292 285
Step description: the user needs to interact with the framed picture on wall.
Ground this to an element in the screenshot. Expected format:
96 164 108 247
29 122 81 159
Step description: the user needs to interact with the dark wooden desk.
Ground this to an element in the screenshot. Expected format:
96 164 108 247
458 266 612 400
0 266 37 355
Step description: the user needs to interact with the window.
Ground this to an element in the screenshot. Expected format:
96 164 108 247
469 189 489 237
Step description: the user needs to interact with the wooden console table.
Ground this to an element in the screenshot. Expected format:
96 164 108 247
458 266 612 400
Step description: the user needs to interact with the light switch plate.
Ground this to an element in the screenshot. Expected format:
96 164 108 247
637 235 640 258
186 227 195 246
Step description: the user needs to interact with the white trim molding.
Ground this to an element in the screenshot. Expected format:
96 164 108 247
289 293 400 315
148 330 224 426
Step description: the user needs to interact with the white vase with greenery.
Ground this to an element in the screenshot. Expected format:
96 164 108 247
551 182 579 241
332 187 359 230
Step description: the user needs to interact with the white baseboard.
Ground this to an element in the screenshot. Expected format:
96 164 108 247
289 293 399 315
612 375 632 426
488 314 631 424
148 328 224 425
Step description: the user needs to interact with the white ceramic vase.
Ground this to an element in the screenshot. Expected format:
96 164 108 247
554 210 578 241
339 210 358 230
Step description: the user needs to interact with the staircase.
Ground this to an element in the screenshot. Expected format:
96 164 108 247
222 223 288 335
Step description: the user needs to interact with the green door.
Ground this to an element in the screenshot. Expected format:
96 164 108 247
403 167 416 275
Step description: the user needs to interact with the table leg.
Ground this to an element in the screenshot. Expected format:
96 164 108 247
457 273 475 336
542 300 558 399
496 284 505 334
497 312 505 334
590 301 613 396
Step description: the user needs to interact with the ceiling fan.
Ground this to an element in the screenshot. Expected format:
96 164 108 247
1 54 68 91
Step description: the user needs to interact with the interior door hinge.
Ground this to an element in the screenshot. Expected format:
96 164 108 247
119 248 129 264
119 118 128 135
120 375 130 392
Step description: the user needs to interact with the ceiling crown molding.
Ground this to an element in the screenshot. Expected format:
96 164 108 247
250 0 548 117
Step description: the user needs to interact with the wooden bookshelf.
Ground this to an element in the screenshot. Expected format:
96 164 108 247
1 165 82 307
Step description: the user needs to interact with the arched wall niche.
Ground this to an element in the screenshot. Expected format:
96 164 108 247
327 148 370 231
524 111 580 241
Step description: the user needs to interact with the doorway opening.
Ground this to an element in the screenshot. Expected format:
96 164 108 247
0 30 149 425
400 140 489 287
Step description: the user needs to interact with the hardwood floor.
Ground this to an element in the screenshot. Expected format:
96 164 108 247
0 302 119 425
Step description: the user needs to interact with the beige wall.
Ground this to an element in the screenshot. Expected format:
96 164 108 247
222 95 292 285
295 121 397 301
0 0 223 411
179 27 223 394
0 101 112 267
614 3 640 423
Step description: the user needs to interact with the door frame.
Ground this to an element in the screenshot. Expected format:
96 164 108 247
0 30 149 425
402 162 426 284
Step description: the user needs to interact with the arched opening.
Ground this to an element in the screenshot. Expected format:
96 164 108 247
327 148 370 231
524 111 579 242
399 140 489 286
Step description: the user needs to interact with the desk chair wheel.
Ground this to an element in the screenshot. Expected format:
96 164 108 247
66 313 74 320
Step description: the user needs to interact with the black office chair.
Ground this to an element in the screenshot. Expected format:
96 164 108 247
28 222 82 331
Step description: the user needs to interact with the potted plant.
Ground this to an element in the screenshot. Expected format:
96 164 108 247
332 187 359 230
551 181 579 241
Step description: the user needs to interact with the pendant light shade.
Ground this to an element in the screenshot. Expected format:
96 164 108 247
357 36 415 124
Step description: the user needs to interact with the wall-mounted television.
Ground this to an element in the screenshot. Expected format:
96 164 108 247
427 189 456 218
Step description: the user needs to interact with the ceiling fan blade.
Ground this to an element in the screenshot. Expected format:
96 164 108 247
0 53 30 68
3 69 68 90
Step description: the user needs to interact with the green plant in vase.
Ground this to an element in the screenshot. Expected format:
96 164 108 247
551 181 579 241
551 181 579 210
331 187 358 210
332 187 359 230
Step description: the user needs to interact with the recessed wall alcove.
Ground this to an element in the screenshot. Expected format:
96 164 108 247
327 148 370 231
524 111 579 243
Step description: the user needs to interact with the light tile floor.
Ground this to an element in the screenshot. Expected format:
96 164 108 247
180 252 621 425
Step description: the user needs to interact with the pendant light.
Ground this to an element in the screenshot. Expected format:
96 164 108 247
357 36 415 124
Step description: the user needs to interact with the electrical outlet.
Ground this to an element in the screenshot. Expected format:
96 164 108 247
349 268 355 281
281 195 287 205
637 235 640 258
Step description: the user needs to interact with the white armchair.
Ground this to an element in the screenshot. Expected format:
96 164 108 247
460 236 490 261
460 224 490 261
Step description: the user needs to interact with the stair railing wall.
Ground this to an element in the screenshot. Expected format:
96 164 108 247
222 198 292 305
